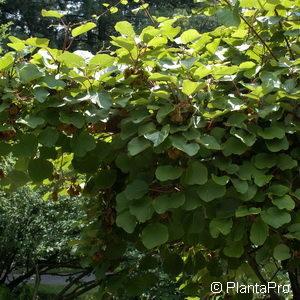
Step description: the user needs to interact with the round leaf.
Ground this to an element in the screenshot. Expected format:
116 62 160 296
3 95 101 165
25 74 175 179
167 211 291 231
196 179 226 202
142 223 169 249
156 165 183 181
71 22 97 37
273 244 291 261
182 161 208 185
124 179 148 200
250 218 269 246
28 158 53 182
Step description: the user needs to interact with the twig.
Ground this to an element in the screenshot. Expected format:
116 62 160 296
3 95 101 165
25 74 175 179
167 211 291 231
140 0 158 27
222 0 278 61
275 9 295 60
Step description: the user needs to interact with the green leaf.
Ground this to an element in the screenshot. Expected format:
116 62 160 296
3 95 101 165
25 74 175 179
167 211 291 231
163 253 184 276
12 134 38 158
260 71 281 89
129 197 154 222
110 6 118 13
90 90 112 109
216 7 241 27
72 22 97 37
253 174 273 187
0 142 11 155
144 125 170 147
199 135 221 150
235 206 261 217
128 137 151 156
257 126 285 139
182 80 201 96
153 192 185 213
211 174 229 185
222 137 248 156
70 132 96 157
33 86 49 103
18 116 45 129
287 223 300 240
111 36 135 51
170 136 200 156
156 104 174 123
156 165 183 181
272 195 295 211
224 242 244 258
88 54 115 68
182 161 208 185
0 54 14 71
179 29 200 44
38 128 59 148
225 112 247 127
6 170 29 187
194 66 212 79
291 44 300 55
268 184 290 196
254 153 277 169
196 179 226 202
26 37 49 47
261 207 291 228
116 211 137 233
57 52 85 68
206 38 221 54
273 244 291 261
19 64 43 83
96 170 117 189
231 178 248 194
209 218 233 238
257 104 279 118
239 61 256 69
161 24 181 39
124 179 148 199
7 42 25 51
230 128 256 146
126 273 157 296
41 9 64 18
40 75 66 88
149 73 176 82
115 21 136 37
142 223 169 249
250 218 269 245
28 158 53 182
277 154 297 170
148 37 168 47
59 111 85 128
265 137 289 152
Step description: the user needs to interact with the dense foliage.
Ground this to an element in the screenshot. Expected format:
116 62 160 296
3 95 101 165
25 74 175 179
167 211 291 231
0 0 300 299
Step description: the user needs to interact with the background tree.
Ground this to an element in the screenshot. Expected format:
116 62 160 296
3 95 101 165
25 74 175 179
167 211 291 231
0 0 217 51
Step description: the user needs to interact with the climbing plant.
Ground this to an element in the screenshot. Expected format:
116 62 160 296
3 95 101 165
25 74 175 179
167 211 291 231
0 0 300 298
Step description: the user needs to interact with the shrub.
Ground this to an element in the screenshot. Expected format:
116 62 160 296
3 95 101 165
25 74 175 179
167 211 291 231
0 0 300 298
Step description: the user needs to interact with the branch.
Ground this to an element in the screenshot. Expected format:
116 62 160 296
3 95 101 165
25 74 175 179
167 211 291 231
275 9 295 60
289 270 300 298
246 252 281 300
222 0 278 61
62 280 100 300
53 271 90 300
140 0 158 27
